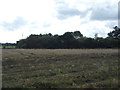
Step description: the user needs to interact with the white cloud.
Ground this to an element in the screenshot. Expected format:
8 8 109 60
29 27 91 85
106 21 117 28
0 0 118 43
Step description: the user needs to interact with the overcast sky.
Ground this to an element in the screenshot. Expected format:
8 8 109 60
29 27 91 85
0 0 118 43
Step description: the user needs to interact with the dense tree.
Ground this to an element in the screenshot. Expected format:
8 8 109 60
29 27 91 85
108 26 120 39
16 29 119 49
73 31 83 39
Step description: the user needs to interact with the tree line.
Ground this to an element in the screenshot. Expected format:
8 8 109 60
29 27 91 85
16 26 120 49
0 43 16 49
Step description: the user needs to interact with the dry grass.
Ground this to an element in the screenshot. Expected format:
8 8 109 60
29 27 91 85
2 49 119 88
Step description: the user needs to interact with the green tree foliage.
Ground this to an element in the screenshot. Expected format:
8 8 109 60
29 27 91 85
73 31 83 39
16 29 119 49
108 26 120 39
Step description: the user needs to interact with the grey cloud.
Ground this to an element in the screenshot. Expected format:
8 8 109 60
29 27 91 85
55 0 89 20
118 1 120 20
1 17 27 31
90 3 117 21
118 2 120 27
57 8 81 19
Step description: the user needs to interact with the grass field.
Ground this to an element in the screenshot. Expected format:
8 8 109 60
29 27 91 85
0 46 16 49
2 49 119 88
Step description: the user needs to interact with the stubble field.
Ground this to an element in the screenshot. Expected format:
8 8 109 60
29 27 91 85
2 49 119 88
